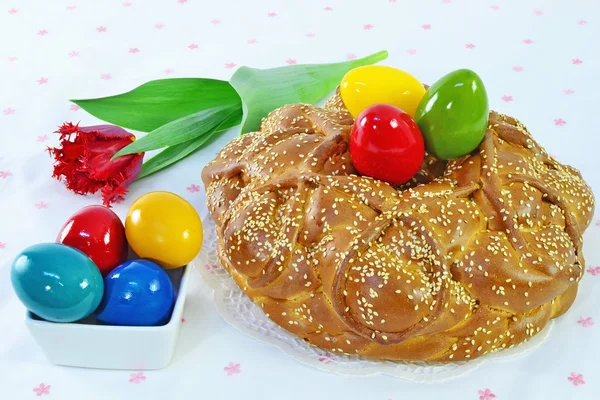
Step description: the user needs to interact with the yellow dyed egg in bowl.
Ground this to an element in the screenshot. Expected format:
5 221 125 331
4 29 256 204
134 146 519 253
125 191 203 269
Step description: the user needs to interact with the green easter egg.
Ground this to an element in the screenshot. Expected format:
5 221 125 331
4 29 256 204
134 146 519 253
415 69 489 160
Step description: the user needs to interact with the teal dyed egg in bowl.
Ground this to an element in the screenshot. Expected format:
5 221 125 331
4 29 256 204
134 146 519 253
11 243 104 323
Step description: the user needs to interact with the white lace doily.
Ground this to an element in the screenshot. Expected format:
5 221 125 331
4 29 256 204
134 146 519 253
195 216 552 382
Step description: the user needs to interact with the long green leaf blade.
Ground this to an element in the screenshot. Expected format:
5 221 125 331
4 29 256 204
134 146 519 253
229 50 388 133
136 109 242 179
137 133 216 180
114 104 241 157
72 78 242 132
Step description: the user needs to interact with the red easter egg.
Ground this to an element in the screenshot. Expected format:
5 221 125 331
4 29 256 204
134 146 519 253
350 104 425 185
57 205 127 276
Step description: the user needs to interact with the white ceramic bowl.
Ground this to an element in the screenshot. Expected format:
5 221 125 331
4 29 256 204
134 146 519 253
25 264 190 370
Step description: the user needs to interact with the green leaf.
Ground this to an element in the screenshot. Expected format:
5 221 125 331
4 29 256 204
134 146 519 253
137 131 217 180
72 78 242 132
136 110 241 180
113 104 241 157
229 50 388 133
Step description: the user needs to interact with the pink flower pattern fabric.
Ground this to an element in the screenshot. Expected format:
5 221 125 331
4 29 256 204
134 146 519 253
128 372 146 384
0 1 598 398
318 353 334 364
224 362 241 376
587 266 600 276
477 389 495 400
568 373 585 386
32 383 50 396
34 201 48 209
186 184 200 193
554 118 566 126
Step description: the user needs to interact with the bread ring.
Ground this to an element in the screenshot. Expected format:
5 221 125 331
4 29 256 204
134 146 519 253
202 92 594 361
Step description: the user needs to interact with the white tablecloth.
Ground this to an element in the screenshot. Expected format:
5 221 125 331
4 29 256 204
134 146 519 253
1 0 598 399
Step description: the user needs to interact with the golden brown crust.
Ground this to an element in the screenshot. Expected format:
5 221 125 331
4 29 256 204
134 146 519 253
202 93 595 361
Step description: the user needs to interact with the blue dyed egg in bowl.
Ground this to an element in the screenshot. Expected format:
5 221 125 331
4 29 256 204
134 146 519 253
24 264 191 370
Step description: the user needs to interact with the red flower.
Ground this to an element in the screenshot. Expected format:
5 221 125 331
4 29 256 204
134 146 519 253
48 123 144 206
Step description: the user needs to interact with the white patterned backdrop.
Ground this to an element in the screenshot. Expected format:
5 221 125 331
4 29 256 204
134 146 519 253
0 1 598 399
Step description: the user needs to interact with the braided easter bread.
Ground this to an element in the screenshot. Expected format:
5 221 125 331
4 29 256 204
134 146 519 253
202 92 594 361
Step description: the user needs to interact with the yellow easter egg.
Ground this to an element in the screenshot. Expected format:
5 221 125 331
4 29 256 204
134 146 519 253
125 191 203 269
340 65 426 118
